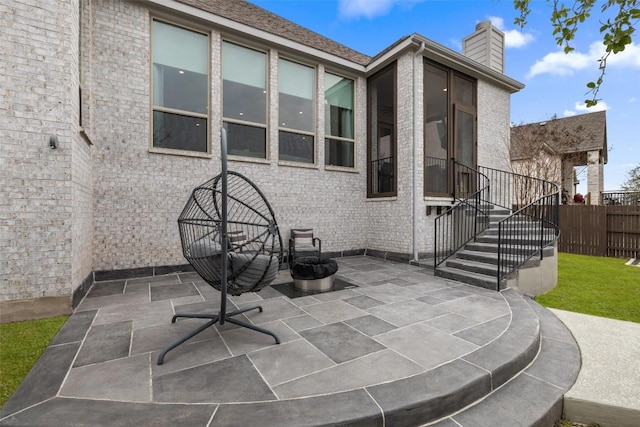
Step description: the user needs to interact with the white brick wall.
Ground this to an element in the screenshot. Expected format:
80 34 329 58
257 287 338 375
88 2 370 273
477 80 512 172
1 0 517 304
1 0 91 302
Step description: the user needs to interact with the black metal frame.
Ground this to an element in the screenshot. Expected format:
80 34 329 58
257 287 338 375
288 230 322 265
434 161 490 270
434 161 560 291
158 129 281 365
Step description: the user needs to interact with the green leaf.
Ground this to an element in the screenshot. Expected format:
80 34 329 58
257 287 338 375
587 82 596 89
585 99 597 108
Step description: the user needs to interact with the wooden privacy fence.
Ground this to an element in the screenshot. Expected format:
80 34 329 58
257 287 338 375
558 205 640 258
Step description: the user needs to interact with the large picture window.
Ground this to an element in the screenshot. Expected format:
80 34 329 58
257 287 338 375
152 20 208 153
424 61 476 197
324 72 354 168
279 59 315 163
223 41 267 158
367 64 396 197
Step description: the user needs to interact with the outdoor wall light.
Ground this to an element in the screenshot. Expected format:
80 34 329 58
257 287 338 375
49 135 58 149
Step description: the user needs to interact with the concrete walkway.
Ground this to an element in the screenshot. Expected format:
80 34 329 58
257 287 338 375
550 309 640 427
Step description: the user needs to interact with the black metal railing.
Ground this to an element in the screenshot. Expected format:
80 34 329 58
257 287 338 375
434 161 490 269
497 191 559 287
477 165 559 211
370 156 394 194
602 191 640 206
433 161 560 290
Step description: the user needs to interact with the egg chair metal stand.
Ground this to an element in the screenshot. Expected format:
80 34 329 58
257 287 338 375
157 129 283 365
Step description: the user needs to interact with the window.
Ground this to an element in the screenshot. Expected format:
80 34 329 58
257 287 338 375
325 72 354 168
424 61 476 197
152 20 209 153
367 64 396 197
222 41 268 158
279 59 315 163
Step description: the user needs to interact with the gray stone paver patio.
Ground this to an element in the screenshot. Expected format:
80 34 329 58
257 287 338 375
0 256 579 427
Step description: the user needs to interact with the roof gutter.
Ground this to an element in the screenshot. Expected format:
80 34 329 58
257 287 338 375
367 35 524 93
409 35 524 93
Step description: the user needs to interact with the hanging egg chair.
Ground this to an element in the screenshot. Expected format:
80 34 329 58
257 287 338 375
158 130 282 365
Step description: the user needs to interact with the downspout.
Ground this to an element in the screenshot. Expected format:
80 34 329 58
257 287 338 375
412 41 426 262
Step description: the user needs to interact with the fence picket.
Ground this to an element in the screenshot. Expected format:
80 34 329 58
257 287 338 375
559 205 640 258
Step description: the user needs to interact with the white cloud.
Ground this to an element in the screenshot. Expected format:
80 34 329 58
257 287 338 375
564 101 610 116
528 41 640 78
630 97 638 103
527 50 592 77
574 100 609 112
338 0 424 19
606 42 640 67
487 16 534 48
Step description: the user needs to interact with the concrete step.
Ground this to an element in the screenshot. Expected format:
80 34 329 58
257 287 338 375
482 227 553 236
464 241 542 255
445 258 498 277
455 249 503 265
475 234 546 246
365 289 545 427
435 266 498 290
431 297 581 427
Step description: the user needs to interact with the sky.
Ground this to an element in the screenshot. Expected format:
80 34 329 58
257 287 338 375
250 0 640 192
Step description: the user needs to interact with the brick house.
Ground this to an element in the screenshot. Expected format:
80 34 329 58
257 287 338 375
1 0 525 322
510 111 608 205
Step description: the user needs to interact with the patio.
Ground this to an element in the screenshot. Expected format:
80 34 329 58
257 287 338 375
0 256 580 426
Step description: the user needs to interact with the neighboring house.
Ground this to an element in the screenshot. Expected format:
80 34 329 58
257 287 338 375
510 111 607 205
1 0 524 322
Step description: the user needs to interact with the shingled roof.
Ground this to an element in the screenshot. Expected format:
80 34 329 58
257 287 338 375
510 110 607 163
175 0 372 66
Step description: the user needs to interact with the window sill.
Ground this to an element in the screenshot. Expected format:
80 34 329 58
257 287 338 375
228 155 271 165
324 165 359 174
366 196 397 202
149 147 212 159
277 160 319 170
423 196 454 205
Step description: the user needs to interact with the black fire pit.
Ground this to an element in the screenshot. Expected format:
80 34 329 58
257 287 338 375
290 256 338 292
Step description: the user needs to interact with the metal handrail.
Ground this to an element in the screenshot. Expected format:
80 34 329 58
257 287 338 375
497 190 560 289
434 161 490 269
472 164 560 290
433 161 560 291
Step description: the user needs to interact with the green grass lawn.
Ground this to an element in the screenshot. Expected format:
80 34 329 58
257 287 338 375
537 253 640 323
0 315 68 409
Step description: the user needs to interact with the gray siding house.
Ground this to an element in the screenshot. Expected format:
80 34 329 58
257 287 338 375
1 0 525 322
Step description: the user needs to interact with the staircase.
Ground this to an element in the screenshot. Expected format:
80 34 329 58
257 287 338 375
434 163 560 292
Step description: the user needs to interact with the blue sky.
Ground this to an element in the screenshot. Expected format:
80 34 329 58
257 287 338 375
250 0 639 192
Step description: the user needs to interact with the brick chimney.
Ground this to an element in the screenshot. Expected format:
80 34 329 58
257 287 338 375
462 21 505 73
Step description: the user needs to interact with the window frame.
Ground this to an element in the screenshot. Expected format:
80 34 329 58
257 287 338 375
149 18 211 157
423 59 477 198
367 63 397 198
222 39 270 160
324 71 356 169
277 57 317 165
